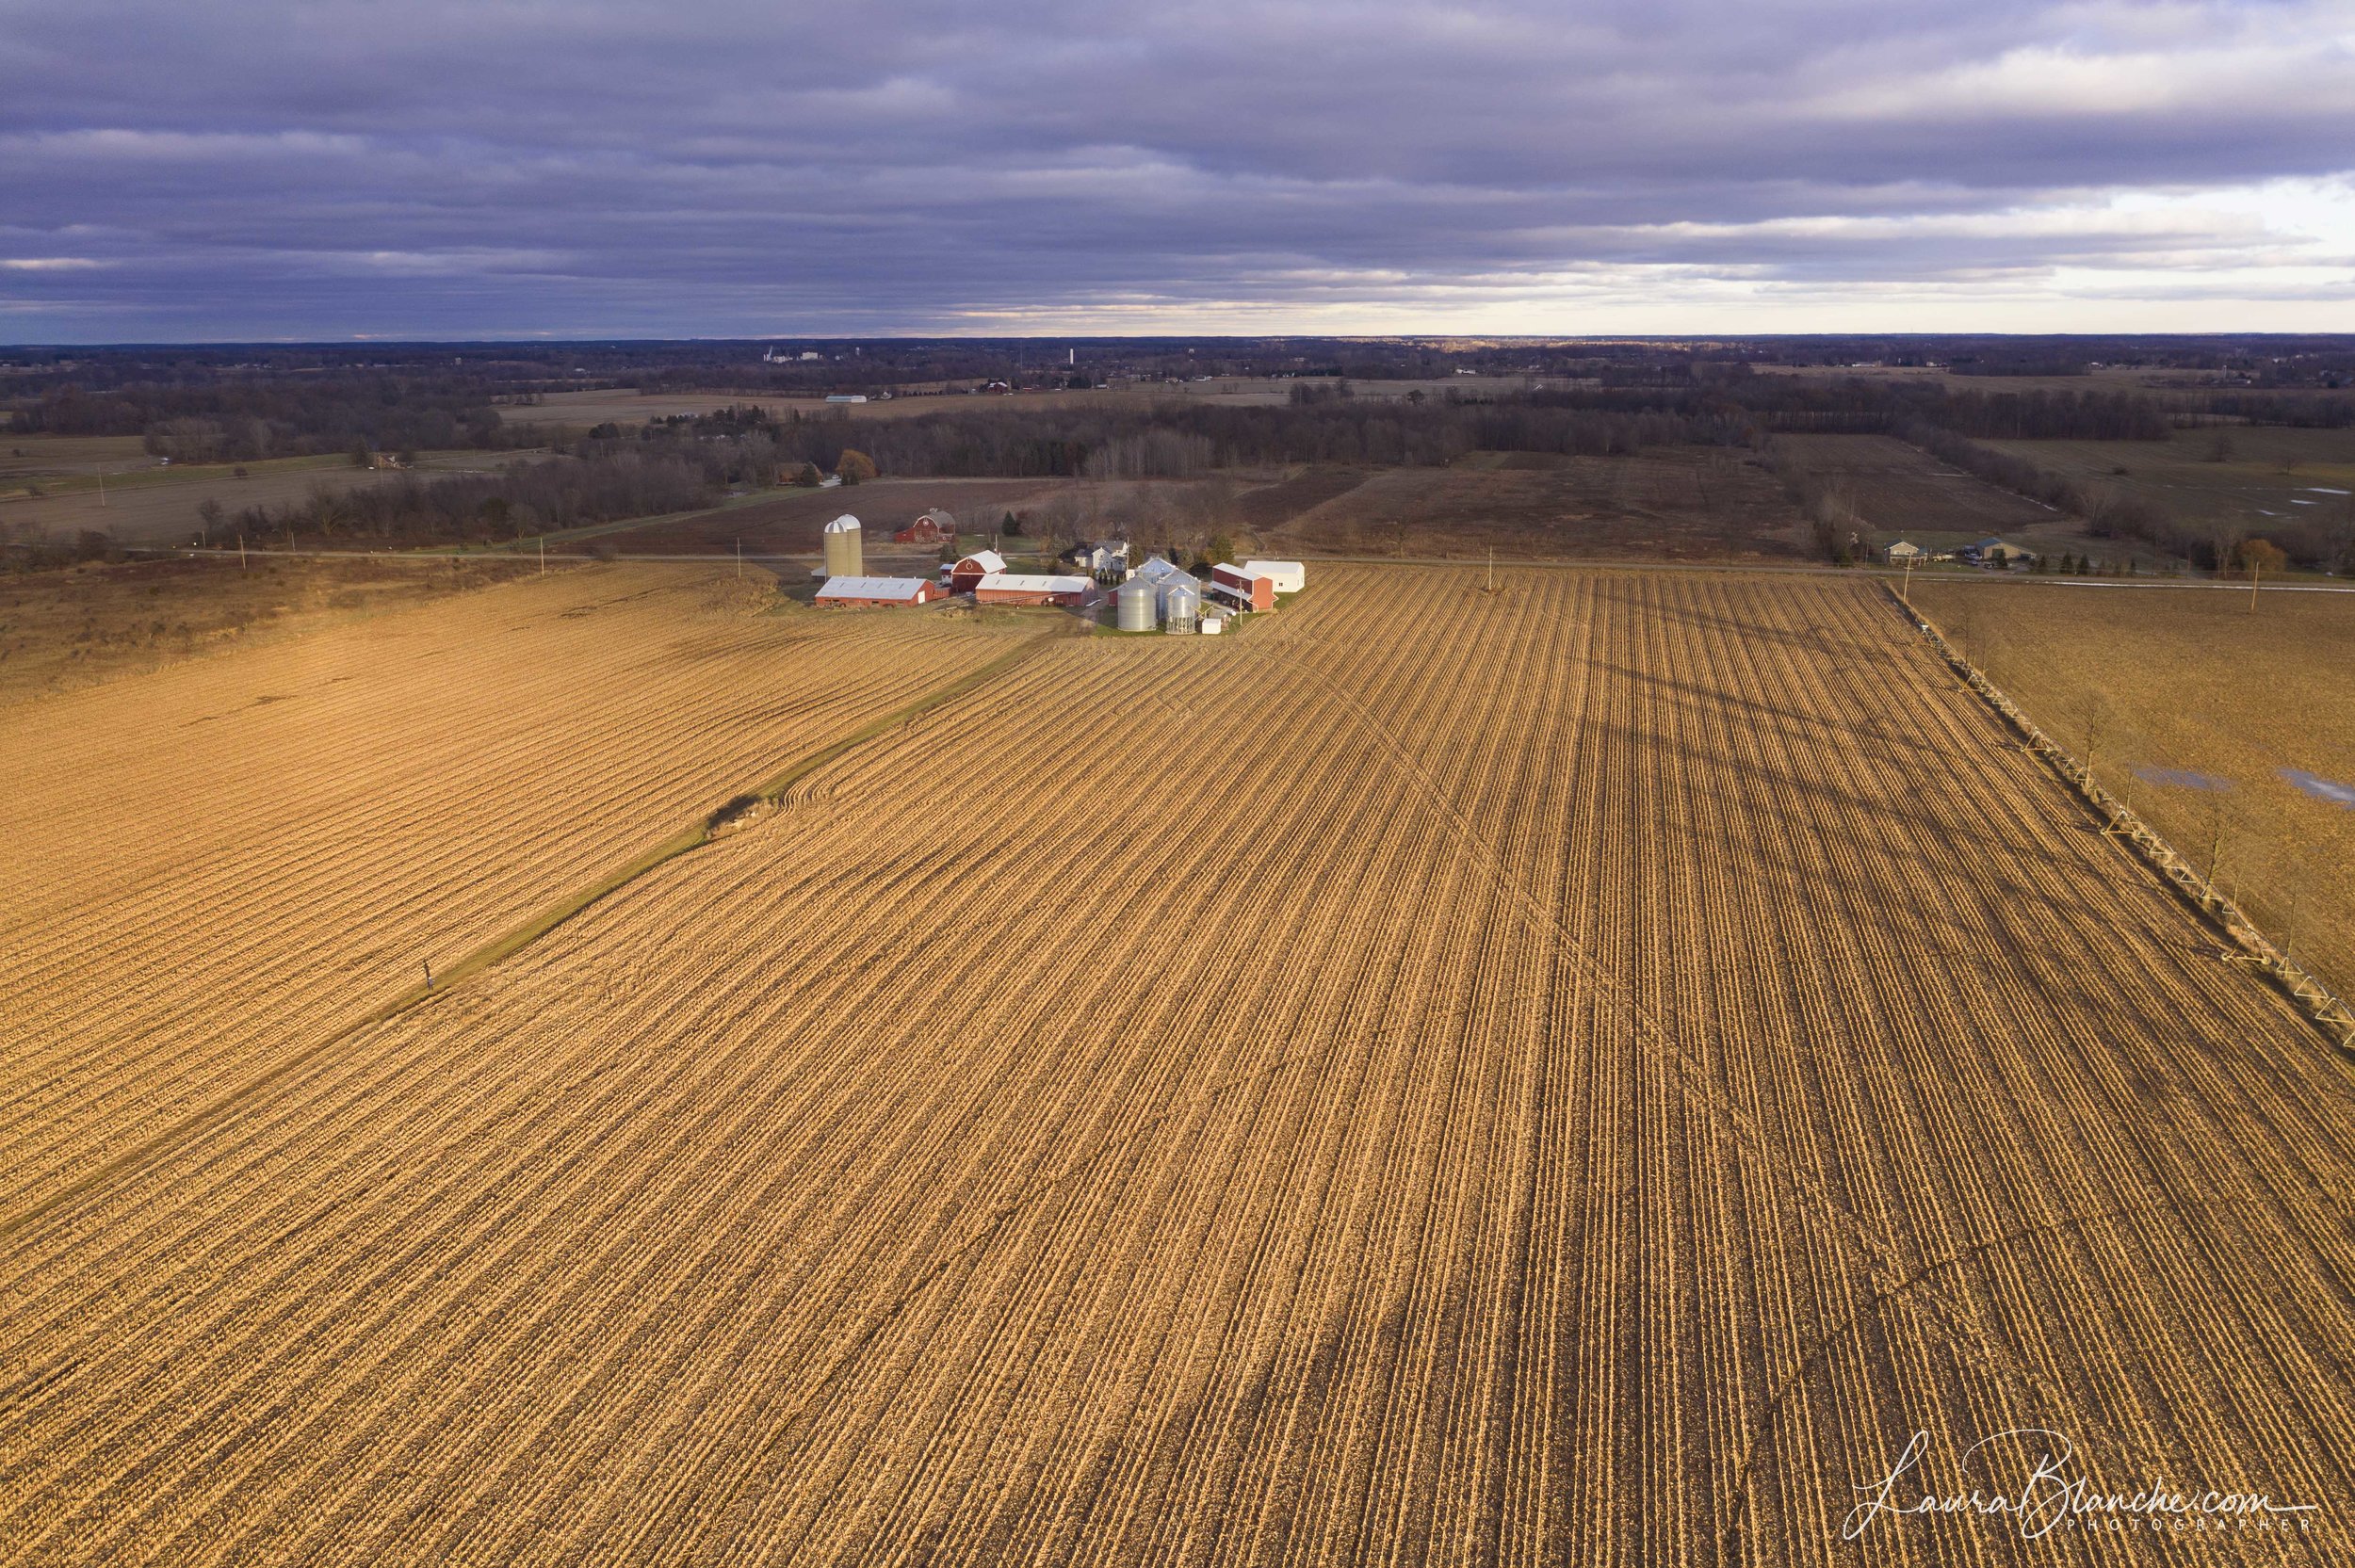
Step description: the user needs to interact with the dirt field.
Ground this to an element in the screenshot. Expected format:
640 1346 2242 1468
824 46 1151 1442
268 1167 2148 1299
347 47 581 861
0 554 537 705
6 565 2351 1563
1258 449 1811 558
0 448 542 546
1912 577 2355 997
1983 428 2355 549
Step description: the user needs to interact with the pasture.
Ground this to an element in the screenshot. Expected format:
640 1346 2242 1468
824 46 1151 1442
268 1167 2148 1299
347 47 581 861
1982 426 2355 547
1253 449 1811 558
4 563 2350 1563
1911 577 2355 997
0 446 543 546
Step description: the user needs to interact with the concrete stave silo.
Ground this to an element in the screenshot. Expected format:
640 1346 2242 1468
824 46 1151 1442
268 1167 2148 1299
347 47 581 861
822 514 864 579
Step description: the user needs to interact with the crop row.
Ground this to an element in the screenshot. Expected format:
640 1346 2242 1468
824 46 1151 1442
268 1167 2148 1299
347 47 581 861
3 566 2349 1564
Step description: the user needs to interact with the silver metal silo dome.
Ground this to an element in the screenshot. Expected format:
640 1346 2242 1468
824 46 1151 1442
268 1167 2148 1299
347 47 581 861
1116 576 1158 632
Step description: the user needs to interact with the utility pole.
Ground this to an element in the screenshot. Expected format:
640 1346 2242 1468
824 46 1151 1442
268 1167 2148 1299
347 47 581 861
1486 544 1496 594
538 536 546 576
1901 552 1914 607
736 537 743 579
423 959 433 993
96 462 106 508
238 532 247 571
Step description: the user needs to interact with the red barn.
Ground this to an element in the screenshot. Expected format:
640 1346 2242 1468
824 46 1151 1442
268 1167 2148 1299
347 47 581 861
814 575 937 608
1210 562 1274 613
950 548 1008 594
894 509 957 545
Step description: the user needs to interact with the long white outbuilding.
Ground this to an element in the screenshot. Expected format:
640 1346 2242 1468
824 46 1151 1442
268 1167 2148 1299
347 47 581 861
1241 559 1306 594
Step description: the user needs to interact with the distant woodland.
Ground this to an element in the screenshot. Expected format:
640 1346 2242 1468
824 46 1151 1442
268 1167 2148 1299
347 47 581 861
7 335 2353 566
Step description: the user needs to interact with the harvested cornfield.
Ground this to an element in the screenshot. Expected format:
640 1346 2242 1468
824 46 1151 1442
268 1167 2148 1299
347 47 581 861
5 566 2351 1565
0 562 1031 1220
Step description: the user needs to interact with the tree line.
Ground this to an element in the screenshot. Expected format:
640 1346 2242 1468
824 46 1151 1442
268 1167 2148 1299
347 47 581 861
6 378 531 462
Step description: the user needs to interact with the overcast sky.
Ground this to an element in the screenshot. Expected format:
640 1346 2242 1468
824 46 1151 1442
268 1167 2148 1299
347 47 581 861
3 0 2352 339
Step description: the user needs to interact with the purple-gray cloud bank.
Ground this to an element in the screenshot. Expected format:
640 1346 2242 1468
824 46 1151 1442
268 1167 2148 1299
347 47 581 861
3 0 2352 337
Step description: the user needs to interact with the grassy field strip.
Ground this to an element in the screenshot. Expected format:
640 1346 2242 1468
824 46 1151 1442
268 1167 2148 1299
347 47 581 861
0 624 1067 1256
1891 584 2355 1053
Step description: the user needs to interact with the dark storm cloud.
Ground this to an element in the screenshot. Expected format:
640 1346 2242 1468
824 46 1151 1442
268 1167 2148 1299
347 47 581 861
2 0 2350 335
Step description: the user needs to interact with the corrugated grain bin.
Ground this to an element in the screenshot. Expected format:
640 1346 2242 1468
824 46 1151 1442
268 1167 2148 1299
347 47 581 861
1163 581 1200 634
1116 577 1158 632
821 514 863 579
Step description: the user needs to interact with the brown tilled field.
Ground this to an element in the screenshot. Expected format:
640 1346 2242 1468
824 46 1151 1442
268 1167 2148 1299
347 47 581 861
1911 578 2355 997
1258 450 1811 559
5 565 2352 1564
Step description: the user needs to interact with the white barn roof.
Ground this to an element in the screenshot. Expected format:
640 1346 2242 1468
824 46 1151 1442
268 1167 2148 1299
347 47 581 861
957 549 1008 574
815 575 930 601
977 573 1090 593
1242 558 1305 592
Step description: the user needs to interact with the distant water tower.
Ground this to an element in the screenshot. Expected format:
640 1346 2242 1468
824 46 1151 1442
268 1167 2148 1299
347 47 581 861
822 514 863 578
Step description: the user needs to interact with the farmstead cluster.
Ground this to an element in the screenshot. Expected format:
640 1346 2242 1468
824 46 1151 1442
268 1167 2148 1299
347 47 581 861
808 510 1303 632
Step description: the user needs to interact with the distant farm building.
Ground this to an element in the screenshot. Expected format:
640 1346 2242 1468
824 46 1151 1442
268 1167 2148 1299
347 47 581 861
894 509 957 546
822 514 864 578
365 451 408 470
824 394 869 404
1067 539 1129 578
814 575 937 608
1885 541 1924 563
950 549 1008 594
1967 538 2035 568
975 572 1091 607
1210 562 1275 613
1241 558 1305 594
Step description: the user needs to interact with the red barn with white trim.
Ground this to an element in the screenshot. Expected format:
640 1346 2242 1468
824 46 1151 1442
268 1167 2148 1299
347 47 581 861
950 549 1008 594
1210 562 1274 613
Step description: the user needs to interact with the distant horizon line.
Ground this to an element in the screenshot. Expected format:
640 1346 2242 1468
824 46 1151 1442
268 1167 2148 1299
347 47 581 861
8 331 2355 350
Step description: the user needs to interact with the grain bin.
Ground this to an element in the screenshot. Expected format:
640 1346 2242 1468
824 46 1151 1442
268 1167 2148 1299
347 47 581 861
822 514 863 579
1163 581 1200 634
1116 577 1158 632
